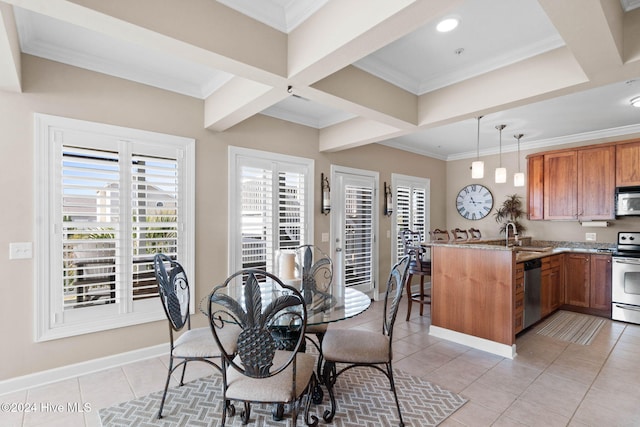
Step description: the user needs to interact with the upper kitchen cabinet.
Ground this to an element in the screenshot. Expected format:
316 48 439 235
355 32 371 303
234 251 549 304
544 151 577 220
528 144 615 221
528 155 544 220
578 146 615 220
616 140 640 187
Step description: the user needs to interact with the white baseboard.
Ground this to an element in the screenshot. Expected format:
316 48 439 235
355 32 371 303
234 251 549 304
429 325 517 359
0 344 168 396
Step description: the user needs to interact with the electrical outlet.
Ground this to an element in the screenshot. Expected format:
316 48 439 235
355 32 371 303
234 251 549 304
321 232 329 242
9 242 33 259
585 233 596 242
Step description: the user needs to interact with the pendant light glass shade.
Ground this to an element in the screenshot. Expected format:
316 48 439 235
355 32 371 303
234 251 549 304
514 133 525 187
471 161 484 179
514 172 525 187
495 124 506 183
471 116 484 179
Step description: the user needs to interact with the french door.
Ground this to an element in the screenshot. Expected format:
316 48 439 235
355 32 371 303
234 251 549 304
331 166 378 297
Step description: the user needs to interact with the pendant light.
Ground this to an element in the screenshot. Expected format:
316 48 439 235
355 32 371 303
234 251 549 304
514 133 525 187
495 124 507 183
471 116 484 179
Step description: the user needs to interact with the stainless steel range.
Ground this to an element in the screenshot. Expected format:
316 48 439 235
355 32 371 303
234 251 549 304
612 232 640 324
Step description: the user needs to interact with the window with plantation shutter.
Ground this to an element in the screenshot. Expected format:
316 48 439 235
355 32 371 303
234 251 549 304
229 147 313 275
35 114 195 341
392 175 430 261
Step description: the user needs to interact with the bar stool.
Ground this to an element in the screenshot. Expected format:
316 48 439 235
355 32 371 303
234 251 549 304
468 228 482 240
429 228 450 241
401 230 431 321
451 228 469 241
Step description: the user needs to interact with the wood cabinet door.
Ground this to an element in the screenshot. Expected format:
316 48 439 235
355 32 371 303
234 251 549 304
565 253 590 307
541 268 552 317
544 151 577 220
590 254 612 312
616 141 640 187
527 155 544 220
578 146 615 220
550 265 563 311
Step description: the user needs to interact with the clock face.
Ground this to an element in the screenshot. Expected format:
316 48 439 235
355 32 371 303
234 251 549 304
456 184 493 220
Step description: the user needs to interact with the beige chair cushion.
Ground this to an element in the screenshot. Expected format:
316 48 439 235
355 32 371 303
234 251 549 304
225 351 315 402
173 325 240 358
322 329 390 364
305 323 327 334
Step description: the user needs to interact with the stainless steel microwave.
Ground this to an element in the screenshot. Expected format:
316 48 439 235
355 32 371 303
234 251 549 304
616 187 640 216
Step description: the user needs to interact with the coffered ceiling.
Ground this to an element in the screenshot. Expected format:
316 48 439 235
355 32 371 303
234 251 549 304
1 0 640 160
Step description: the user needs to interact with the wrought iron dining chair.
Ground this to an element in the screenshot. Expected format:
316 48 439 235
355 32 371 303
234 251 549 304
401 230 432 321
320 256 410 427
153 253 240 419
208 269 319 426
293 244 333 377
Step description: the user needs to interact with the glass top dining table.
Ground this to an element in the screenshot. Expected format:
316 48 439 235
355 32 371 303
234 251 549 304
306 287 371 325
200 285 371 326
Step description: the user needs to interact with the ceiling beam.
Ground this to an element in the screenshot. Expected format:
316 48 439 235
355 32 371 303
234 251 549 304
0 2 21 92
288 0 461 84
204 78 286 131
5 0 288 84
319 116 406 152
537 0 624 80
417 47 589 128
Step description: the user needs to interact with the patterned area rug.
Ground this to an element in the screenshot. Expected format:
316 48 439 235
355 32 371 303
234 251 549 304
99 368 467 426
536 310 605 345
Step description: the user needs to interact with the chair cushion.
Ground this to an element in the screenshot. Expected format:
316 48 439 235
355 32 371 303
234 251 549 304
322 329 390 364
305 323 328 334
173 325 240 358
225 351 316 402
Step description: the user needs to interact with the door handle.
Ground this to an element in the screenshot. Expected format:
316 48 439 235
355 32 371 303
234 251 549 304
335 247 342 252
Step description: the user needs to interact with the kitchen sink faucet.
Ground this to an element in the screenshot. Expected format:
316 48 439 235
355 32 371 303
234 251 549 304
506 222 519 247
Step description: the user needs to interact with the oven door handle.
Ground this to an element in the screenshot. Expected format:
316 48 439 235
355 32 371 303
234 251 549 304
613 257 640 265
615 304 640 312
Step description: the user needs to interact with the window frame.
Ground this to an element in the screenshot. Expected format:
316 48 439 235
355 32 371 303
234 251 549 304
228 146 314 275
34 113 195 342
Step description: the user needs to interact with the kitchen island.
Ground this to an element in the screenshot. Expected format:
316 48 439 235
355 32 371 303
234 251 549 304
428 242 518 358
426 238 613 358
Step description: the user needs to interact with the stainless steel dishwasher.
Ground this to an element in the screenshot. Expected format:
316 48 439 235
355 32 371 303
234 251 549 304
523 258 542 329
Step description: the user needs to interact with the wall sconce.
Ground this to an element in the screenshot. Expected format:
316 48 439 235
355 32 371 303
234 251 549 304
384 182 393 216
321 173 331 215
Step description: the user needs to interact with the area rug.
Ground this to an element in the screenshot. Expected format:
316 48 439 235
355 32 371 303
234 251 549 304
99 368 467 426
536 310 605 345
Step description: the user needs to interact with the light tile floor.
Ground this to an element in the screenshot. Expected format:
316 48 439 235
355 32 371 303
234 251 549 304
3 301 640 426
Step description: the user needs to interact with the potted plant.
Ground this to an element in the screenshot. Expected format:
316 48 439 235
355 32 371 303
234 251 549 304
494 194 526 236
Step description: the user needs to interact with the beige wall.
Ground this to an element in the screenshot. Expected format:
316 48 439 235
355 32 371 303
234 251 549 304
0 55 446 380
5 53 637 382
447 137 640 244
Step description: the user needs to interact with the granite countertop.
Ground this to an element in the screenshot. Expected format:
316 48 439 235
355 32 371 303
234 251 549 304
424 237 616 262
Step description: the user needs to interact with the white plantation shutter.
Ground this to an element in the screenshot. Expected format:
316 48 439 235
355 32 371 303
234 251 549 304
344 184 373 288
62 146 121 309
240 165 274 270
393 175 430 262
278 171 305 251
35 114 194 341
230 147 313 275
131 153 179 300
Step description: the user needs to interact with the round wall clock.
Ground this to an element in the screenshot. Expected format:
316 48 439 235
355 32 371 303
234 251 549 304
456 184 494 220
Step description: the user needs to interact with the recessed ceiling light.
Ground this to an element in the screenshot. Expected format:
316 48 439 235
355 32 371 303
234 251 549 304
631 96 640 107
436 17 460 33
